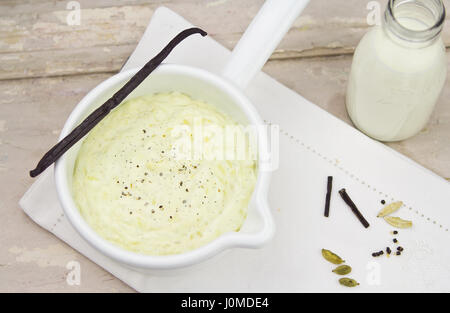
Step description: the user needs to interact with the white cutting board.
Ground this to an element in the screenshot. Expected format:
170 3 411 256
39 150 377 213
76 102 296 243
22 7 450 292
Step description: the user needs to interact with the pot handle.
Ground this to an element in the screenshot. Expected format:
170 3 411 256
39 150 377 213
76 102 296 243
221 0 310 89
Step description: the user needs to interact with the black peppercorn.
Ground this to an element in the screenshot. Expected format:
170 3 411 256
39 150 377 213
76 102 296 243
393 238 398 243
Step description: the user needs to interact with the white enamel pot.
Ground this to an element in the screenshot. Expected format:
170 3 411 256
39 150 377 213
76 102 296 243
54 0 310 270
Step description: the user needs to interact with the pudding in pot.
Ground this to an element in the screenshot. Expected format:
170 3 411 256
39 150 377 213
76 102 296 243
72 92 257 255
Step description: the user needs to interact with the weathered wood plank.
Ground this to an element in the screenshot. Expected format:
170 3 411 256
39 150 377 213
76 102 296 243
1 0 449 80
0 1 259 54
0 44 133 79
0 0 167 16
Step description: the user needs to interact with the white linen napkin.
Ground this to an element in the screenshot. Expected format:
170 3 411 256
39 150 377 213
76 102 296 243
20 7 450 292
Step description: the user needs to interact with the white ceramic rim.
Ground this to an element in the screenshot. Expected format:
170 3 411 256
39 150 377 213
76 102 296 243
54 64 275 270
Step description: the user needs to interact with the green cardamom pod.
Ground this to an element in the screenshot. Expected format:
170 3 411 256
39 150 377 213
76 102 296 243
339 278 360 287
377 201 403 218
332 265 352 275
384 216 413 228
322 249 345 264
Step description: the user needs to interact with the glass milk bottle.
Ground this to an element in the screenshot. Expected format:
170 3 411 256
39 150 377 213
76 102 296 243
346 0 447 141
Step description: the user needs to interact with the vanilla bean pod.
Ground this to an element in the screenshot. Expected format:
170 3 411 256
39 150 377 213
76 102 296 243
30 27 207 177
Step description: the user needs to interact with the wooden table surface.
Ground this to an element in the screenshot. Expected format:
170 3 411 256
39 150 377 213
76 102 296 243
0 0 449 292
